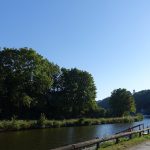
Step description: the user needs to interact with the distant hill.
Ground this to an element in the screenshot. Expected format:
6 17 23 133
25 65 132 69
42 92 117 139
97 90 150 114
97 97 110 109
133 90 150 114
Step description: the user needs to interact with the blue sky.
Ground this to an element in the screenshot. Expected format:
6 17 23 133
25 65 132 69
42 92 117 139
1 0 150 100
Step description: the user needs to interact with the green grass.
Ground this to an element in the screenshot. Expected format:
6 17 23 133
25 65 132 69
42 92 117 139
0 115 143 131
99 135 150 150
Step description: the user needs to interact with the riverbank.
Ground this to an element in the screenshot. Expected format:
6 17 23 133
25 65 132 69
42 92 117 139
0 115 143 132
100 134 150 150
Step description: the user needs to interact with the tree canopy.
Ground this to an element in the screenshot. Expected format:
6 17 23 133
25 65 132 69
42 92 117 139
0 47 141 119
109 88 136 117
60 68 97 117
0 47 99 119
47 68 100 118
0 48 60 118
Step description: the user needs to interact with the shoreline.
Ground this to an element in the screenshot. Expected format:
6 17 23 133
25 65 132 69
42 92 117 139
0 115 143 132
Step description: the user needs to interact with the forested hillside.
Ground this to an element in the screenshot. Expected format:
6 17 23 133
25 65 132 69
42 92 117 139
134 90 150 114
97 97 110 109
98 90 150 115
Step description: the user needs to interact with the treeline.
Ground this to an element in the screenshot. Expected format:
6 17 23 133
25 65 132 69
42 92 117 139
0 48 103 119
98 88 136 117
0 48 139 120
99 89 150 115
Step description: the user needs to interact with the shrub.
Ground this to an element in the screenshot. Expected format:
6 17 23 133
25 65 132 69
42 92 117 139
77 118 86 125
53 121 62 127
37 113 47 128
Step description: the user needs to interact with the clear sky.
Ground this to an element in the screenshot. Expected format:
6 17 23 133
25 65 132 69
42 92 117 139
0 0 150 100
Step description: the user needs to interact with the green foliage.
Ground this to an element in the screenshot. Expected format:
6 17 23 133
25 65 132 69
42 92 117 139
37 113 47 128
61 68 97 117
52 121 63 128
0 120 36 130
134 90 150 114
0 47 141 120
49 68 98 118
0 47 60 119
109 88 136 117
22 94 32 108
0 47 101 119
0 115 142 131
99 90 150 116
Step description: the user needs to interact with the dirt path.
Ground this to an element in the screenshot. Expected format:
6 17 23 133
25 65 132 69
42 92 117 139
129 141 150 150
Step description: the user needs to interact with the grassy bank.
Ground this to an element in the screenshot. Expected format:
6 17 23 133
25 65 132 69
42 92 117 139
0 114 143 131
100 134 150 150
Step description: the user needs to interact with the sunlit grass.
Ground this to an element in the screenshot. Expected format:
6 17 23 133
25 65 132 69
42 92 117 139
0 114 143 131
100 135 150 150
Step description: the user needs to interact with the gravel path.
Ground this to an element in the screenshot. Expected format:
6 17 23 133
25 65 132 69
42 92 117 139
129 141 150 150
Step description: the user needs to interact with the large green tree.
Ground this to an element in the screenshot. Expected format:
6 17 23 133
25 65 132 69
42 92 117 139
109 88 136 117
52 68 98 118
0 47 60 118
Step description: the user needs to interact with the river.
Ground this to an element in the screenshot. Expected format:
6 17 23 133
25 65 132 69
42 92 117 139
0 116 150 150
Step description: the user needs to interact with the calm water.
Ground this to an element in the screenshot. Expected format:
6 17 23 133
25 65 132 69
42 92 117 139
0 117 150 150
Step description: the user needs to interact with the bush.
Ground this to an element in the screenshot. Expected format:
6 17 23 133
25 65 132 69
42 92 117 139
77 118 86 125
37 113 47 128
0 114 144 131
44 120 54 127
53 121 62 127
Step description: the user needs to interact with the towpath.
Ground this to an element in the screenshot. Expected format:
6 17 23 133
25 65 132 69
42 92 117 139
129 141 150 150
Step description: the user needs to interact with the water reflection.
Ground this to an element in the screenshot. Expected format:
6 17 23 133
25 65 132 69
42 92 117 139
0 117 150 150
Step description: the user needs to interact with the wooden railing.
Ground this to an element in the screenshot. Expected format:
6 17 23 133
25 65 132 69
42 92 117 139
115 123 144 134
51 125 150 150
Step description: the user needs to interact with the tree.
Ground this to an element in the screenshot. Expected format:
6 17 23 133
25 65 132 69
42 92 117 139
109 88 136 117
0 47 100 119
54 68 97 118
0 47 60 118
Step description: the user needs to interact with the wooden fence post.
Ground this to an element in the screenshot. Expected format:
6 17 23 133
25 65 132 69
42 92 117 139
139 132 142 137
96 142 100 150
148 129 150 134
116 138 119 144
129 134 132 139
72 144 75 149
